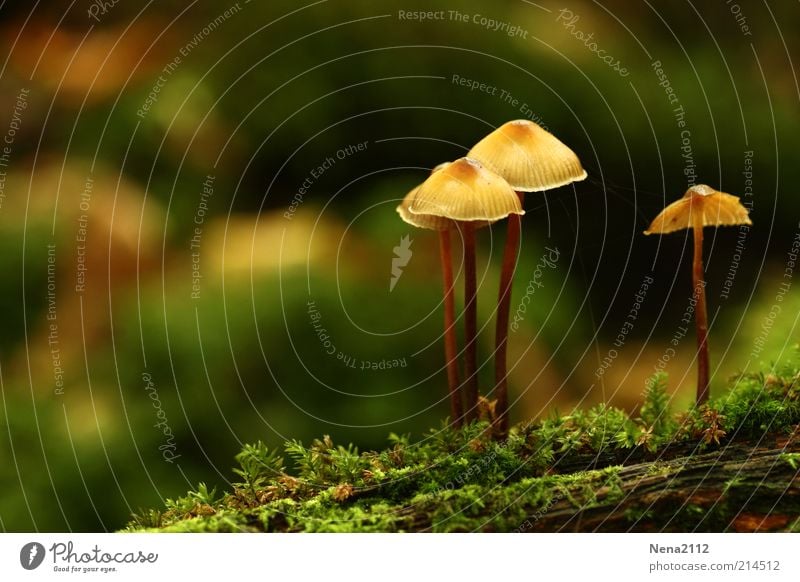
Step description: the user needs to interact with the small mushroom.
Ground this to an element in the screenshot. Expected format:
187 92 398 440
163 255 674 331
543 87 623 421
644 184 752 405
397 178 464 426
409 157 523 422
468 120 586 434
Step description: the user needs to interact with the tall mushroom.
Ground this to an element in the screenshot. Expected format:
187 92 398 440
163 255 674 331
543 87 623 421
397 168 465 426
468 119 587 434
409 157 524 422
644 184 752 405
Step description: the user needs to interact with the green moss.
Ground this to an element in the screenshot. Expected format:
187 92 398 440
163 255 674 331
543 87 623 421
780 453 800 470
124 353 800 533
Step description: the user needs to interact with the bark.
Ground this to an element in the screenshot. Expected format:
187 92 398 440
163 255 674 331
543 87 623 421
524 439 800 532
390 436 800 533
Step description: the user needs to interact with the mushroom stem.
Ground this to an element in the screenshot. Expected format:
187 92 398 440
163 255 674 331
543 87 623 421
494 192 524 436
692 211 710 405
439 229 463 427
462 221 479 422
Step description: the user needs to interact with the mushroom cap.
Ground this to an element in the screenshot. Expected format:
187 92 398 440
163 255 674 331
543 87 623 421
396 185 453 231
467 119 587 192
396 162 484 230
408 157 524 222
644 184 752 235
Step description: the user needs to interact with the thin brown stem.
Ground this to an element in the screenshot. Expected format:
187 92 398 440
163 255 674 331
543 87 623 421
494 193 524 436
439 229 462 427
692 211 710 405
462 222 479 422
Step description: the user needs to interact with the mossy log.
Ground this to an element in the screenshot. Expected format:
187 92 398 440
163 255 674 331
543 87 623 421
126 365 800 533
511 439 800 532
131 436 800 533
371 437 800 533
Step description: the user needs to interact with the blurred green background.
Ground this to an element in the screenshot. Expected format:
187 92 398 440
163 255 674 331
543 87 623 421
0 0 798 531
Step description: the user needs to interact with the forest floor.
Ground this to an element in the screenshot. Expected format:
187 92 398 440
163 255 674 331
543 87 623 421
124 361 800 533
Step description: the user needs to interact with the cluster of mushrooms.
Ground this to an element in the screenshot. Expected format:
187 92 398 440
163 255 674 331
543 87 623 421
396 119 752 436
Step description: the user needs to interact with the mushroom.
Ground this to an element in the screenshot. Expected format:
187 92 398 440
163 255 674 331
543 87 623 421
644 184 752 405
468 120 586 434
409 157 524 422
397 169 464 426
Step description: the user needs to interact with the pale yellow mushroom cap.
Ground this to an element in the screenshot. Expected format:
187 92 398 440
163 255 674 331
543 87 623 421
395 161 483 230
408 157 524 222
396 185 453 231
644 184 752 235
467 119 587 192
